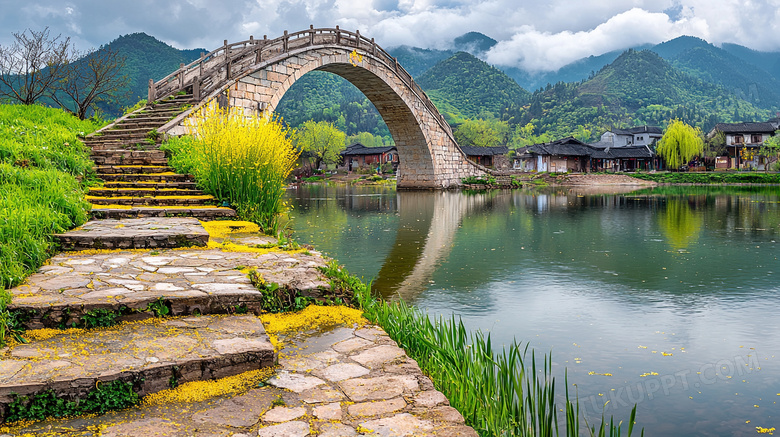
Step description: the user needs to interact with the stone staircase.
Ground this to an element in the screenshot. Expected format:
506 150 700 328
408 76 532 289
56 95 237 251
84 94 235 222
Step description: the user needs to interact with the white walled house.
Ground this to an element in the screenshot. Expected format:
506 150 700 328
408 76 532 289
708 120 779 170
594 126 663 148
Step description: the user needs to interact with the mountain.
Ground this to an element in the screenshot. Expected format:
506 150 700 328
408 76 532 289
648 36 780 110
453 32 497 56
93 33 204 115
721 43 780 79
416 52 531 121
386 46 454 78
506 49 772 139
504 36 780 111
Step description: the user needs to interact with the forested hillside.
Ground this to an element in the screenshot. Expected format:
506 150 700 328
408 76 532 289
505 50 771 140
275 71 390 139
417 52 530 122
94 33 204 115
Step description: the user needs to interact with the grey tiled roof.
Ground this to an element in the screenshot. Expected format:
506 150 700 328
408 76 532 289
460 145 509 156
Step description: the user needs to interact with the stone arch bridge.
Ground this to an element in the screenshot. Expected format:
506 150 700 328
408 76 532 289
150 26 488 188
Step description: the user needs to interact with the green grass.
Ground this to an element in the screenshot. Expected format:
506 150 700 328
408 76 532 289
0 103 100 345
322 261 643 437
629 171 780 184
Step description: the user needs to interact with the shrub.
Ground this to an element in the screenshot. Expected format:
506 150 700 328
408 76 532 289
162 100 300 233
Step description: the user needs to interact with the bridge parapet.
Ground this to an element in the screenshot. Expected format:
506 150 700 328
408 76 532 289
149 26 452 139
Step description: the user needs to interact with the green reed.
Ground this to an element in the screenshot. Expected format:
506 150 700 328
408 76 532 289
335 262 642 437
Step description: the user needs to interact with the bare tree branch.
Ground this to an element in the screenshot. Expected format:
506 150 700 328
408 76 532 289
0 27 71 105
50 47 130 119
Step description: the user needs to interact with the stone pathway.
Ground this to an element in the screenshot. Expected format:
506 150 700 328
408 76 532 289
2 321 477 437
3 220 479 436
10 245 329 330
0 315 274 411
84 94 234 221
56 217 210 251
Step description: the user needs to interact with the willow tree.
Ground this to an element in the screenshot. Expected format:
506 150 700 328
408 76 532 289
657 119 704 170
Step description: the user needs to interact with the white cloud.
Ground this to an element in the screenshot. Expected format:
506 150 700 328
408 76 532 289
0 0 779 73
484 7 710 71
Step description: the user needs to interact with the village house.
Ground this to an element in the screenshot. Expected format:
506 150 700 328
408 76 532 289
340 143 399 172
515 136 659 173
708 119 780 170
514 137 592 172
460 145 509 169
592 126 663 148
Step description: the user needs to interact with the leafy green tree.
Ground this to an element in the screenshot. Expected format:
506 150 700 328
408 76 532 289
346 132 393 148
509 122 552 148
455 119 510 147
759 131 780 172
657 119 704 170
294 120 346 170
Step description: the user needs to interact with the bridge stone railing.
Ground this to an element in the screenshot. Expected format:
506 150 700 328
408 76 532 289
148 26 455 141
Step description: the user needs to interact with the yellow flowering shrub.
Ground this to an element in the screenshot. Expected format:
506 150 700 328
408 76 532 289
164 99 299 233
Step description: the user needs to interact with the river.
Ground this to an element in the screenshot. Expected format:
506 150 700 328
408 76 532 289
285 183 780 436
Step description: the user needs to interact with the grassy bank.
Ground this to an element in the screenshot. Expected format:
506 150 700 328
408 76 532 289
629 171 780 184
0 104 99 306
324 262 642 437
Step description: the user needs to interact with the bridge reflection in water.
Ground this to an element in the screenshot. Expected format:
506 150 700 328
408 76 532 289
373 191 489 300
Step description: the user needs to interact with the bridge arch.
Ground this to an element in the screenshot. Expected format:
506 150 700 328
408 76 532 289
155 27 487 188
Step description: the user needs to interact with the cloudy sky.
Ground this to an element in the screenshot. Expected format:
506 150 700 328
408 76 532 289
1 0 779 72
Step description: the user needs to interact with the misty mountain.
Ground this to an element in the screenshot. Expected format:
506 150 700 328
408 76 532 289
416 51 530 121
505 49 772 138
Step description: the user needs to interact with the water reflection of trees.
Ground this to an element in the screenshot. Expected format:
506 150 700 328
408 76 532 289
659 197 704 251
289 185 780 311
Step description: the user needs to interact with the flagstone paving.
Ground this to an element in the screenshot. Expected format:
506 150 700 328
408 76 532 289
56 217 210 251
9 247 330 330
2 322 477 436
0 315 275 417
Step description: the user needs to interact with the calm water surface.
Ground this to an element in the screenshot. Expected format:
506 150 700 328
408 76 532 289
285 184 780 436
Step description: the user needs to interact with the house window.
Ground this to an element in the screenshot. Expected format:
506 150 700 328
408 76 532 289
751 134 762 143
733 135 744 144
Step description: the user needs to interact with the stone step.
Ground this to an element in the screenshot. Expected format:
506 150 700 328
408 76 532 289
0 315 275 423
104 127 161 136
91 149 166 159
55 217 209 251
91 150 168 166
86 195 216 207
97 173 195 183
9 247 325 330
88 143 161 152
88 188 205 197
96 165 175 174
90 206 236 219
102 181 199 190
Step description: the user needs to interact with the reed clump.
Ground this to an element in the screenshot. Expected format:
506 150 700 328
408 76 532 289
163 101 299 233
326 262 643 437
